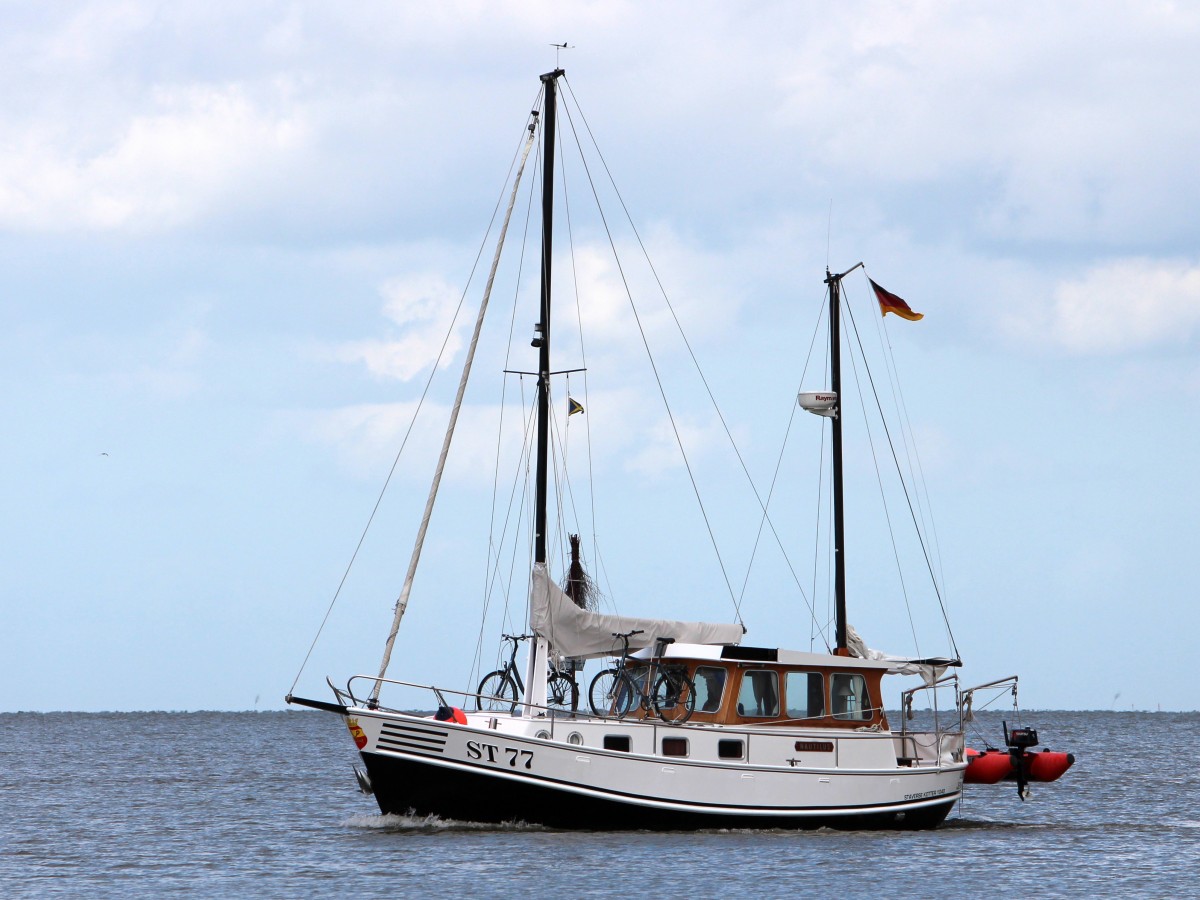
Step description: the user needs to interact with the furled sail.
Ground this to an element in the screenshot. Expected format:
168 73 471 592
530 564 744 659
846 624 958 684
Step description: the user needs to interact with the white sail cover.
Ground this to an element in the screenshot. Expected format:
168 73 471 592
846 624 954 684
530 564 744 659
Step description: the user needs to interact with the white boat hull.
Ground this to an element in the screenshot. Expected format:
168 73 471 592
345 706 965 830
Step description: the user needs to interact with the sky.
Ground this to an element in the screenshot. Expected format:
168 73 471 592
3 2 1198 713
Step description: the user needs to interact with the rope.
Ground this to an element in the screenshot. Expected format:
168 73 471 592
843 290 960 660
861 270 950 617
843 297 922 655
372 116 539 699
288 104 537 699
560 78 741 623
475 377 539 685
560 146 605 611
737 291 834 651
472 139 542 689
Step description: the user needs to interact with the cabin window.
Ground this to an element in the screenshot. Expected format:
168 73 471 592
604 735 631 752
694 666 727 713
736 670 779 717
785 671 825 720
831 673 871 721
662 737 689 757
718 739 744 760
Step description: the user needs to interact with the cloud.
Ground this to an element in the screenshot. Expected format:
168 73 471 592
299 397 540 489
770 4 1200 248
624 413 733 478
8 2 1197 257
299 378 736 488
548 228 746 367
62 319 212 402
303 401 428 475
0 83 308 232
332 275 467 381
1042 258 1200 354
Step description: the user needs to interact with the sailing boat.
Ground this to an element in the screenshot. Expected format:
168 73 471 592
287 69 971 830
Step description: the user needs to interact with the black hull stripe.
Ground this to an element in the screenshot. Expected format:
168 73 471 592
362 747 960 816
379 730 447 747
360 751 956 831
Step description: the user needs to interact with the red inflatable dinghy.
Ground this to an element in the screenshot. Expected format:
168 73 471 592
964 746 1075 784
1022 750 1074 783
964 747 1012 784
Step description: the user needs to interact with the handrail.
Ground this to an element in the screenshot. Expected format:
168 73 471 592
340 673 967 741
897 672 960 738
959 674 1017 695
899 672 959 703
345 673 599 723
957 674 1018 722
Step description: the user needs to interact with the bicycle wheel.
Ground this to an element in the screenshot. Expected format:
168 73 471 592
476 671 518 711
652 670 696 723
546 671 575 713
589 668 635 718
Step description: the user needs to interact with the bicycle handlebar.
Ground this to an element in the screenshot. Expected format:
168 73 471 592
611 629 645 638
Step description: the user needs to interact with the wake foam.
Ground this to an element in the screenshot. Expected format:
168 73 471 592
342 811 546 832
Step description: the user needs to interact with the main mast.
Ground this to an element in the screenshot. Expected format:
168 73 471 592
826 269 847 651
520 68 565 718
825 263 861 653
533 68 563 566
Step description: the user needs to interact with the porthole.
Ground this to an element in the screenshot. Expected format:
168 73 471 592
535 729 551 740
567 731 585 745
718 739 744 760
662 737 689 757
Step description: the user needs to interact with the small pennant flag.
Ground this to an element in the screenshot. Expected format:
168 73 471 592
567 397 584 416
870 278 923 321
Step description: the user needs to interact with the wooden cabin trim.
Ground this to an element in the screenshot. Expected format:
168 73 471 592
609 653 891 731
678 659 889 730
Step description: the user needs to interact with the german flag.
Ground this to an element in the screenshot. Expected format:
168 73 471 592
870 279 923 321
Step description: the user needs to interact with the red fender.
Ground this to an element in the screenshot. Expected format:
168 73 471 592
433 706 468 725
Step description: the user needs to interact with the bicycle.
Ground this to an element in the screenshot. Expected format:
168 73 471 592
476 633 576 713
587 630 696 723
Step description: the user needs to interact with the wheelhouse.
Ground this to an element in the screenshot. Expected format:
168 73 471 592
620 642 891 729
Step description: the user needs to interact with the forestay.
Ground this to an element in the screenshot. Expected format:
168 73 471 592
530 564 744 660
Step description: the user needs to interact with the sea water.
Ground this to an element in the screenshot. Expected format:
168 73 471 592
2 710 1196 898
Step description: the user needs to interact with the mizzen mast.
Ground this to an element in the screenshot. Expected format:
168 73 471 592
824 263 862 653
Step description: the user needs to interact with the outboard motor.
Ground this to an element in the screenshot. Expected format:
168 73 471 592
1004 721 1039 800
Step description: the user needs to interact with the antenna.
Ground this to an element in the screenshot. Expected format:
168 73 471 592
550 41 574 66
825 199 833 269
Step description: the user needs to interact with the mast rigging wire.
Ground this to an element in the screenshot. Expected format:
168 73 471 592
861 270 949 603
372 113 541 699
288 96 542 698
736 291 835 651
843 288 960 659
472 128 543 688
842 297 923 656
560 78 746 624
471 378 538 688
